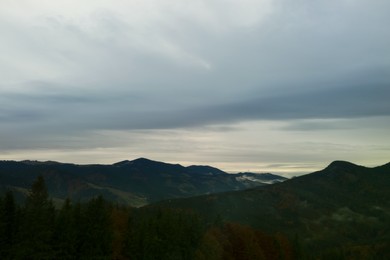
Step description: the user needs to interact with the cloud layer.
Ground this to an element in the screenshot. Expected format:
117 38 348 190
1 0 389 174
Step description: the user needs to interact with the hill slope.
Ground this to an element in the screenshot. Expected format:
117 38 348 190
154 161 390 257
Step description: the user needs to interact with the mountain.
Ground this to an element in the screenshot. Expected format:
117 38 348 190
0 158 285 207
153 161 390 258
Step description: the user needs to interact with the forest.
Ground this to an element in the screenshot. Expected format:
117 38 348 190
0 176 298 260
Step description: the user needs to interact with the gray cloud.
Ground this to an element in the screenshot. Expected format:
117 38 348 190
0 0 389 170
1 81 388 159
1 73 389 135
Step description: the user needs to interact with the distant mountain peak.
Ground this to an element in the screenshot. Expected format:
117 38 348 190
325 161 362 171
113 158 157 167
132 157 153 163
113 158 184 171
130 158 182 167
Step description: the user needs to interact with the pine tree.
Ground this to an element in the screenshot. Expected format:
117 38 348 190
0 191 17 258
53 198 77 258
79 195 113 259
16 176 56 259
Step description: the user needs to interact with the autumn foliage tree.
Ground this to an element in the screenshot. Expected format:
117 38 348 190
195 222 294 260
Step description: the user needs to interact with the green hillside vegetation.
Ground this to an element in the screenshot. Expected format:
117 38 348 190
0 176 297 259
1 161 389 259
154 161 390 259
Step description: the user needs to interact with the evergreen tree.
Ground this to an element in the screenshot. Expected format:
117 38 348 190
0 191 17 258
124 208 203 260
53 198 77 259
111 206 130 259
71 201 85 258
79 195 113 259
16 176 56 259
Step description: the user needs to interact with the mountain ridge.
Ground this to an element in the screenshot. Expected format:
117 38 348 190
0 157 285 207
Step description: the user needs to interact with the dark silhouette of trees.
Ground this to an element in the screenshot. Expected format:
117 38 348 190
52 198 77 258
0 176 303 259
80 195 113 259
124 207 203 260
16 175 56 259
195 223 294 260
0 191 17 258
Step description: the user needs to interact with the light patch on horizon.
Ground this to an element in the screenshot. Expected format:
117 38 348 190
1 118 389 177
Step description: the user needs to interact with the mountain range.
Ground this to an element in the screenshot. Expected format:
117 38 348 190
1 158 389 257
0 158 286 207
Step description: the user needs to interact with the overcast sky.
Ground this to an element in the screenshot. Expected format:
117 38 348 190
1 0 389 176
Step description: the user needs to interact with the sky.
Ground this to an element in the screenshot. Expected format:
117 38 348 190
1 0 389 176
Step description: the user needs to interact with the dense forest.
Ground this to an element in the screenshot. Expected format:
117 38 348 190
2 161 390 260
0 176 298 260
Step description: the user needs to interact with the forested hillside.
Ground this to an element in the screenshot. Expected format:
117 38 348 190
0 176 297 259
1 161 389 259
156 161 390 259
0 158 284 207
